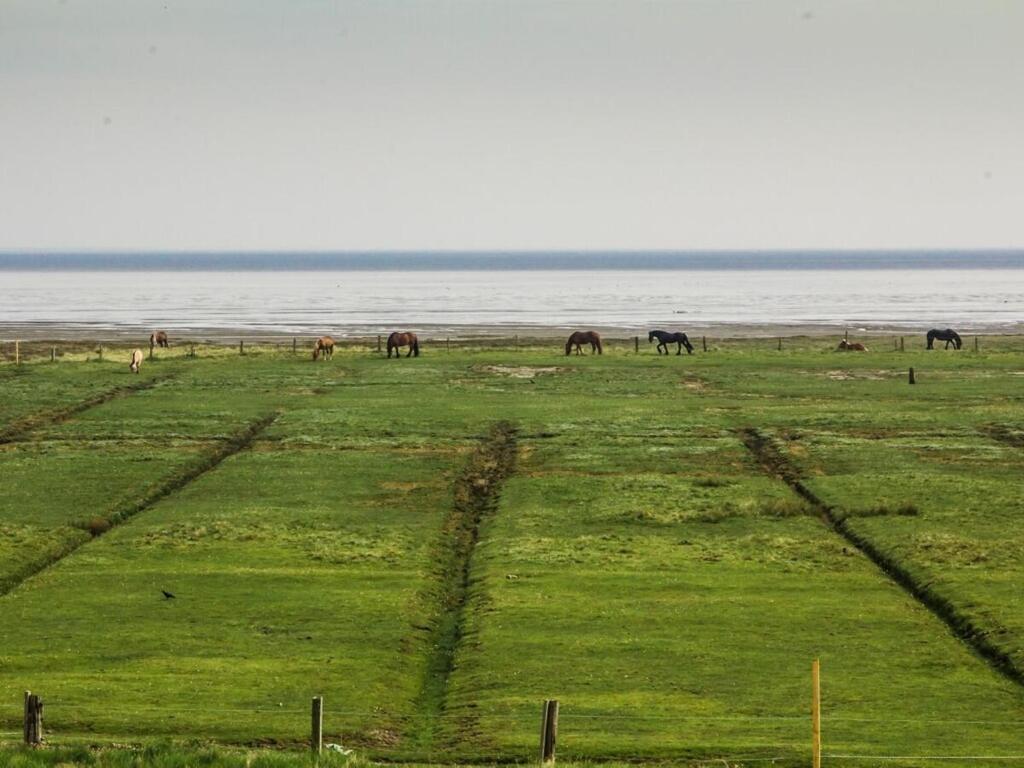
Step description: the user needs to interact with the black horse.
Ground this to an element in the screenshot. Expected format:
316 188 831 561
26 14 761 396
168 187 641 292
649 330 694 355
926 329 962 350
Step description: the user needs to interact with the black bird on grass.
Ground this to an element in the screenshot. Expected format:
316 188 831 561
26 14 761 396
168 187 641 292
161 590 176 600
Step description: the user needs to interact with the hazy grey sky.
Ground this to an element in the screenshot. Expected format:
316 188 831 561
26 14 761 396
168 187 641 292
2 1 1022 251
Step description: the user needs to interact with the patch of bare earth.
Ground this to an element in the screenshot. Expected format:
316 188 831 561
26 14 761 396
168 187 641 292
478 365 569 379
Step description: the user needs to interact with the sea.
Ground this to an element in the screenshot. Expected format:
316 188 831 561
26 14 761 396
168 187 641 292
1 252 1022 339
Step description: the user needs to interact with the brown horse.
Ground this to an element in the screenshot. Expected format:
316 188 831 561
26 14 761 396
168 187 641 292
565 331 603 356
129 349 144 373
313 336 335 361
150 331 169 349
837 340 868 352
387 332 420 358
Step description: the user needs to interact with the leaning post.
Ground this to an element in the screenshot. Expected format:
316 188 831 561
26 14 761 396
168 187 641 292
293 337 297 354
974 336 979 353
702 335 707 352
539 699 559 763
909 367 916 385
900 336 904 352
239 339 244 355
634 336 639 354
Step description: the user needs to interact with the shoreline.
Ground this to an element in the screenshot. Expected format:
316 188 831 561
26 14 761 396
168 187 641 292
2 320 1023 343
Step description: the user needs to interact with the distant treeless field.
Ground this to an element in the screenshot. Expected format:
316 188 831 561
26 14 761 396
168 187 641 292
2 336 1023 767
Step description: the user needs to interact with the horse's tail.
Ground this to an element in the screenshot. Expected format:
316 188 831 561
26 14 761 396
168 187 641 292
412 338 420 357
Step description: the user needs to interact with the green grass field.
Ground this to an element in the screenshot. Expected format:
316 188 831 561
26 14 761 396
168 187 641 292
2 336 1024 767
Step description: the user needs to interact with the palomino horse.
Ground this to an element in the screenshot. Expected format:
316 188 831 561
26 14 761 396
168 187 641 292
649 330 694 355
150 331 169 348
387 332 420 358
837 340 868 352
565 331 603 356
129 349 144 373
926 328 962 350
313 336 335 361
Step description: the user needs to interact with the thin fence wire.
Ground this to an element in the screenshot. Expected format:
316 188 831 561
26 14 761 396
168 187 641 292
826 756 1024 762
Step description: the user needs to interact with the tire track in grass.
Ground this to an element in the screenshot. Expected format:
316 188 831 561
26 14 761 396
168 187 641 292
0 375 174 445
406 421 518 752
0 412 277 599
738 426 1024 688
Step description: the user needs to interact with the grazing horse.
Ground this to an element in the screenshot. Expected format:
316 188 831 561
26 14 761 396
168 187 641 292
387 332 420 358
837 340 868 352
565 331 603 356
649 330 694 356
312 336 335 361
927 328 962 350
150 331 169 349
129 349 144 373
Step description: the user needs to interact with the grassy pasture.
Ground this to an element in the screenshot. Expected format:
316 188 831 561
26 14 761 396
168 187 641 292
1 337 1024 767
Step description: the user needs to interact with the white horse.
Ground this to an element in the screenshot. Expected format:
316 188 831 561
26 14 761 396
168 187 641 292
129 349 144 373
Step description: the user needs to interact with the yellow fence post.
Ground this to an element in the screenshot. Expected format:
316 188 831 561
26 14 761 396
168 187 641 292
812 659 821 768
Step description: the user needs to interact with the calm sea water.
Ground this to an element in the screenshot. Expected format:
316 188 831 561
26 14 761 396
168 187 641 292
1 253 1022 338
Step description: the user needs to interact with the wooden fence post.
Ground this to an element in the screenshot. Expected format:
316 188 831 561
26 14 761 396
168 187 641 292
515 334 519 349
777 337 782 351
908 367 916 385
974 336 979 353
293 338 297 354
189 344 196 359
844 329 849 343
377 335 382 353
811 660 821 768
539 699 558 763
97 346 103 362
702 336 707 352
239 340 244 355
51 346 56 363
634 336 639 354
14 341 20 365
311 695 323 753
900 336 904 352
446 337 450 353
24 690 42 746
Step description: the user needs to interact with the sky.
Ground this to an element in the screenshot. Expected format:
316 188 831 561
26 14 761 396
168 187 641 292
1 1 1022 252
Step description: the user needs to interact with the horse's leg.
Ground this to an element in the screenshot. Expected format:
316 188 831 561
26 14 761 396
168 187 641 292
676 341 682 355
406 345 412 358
